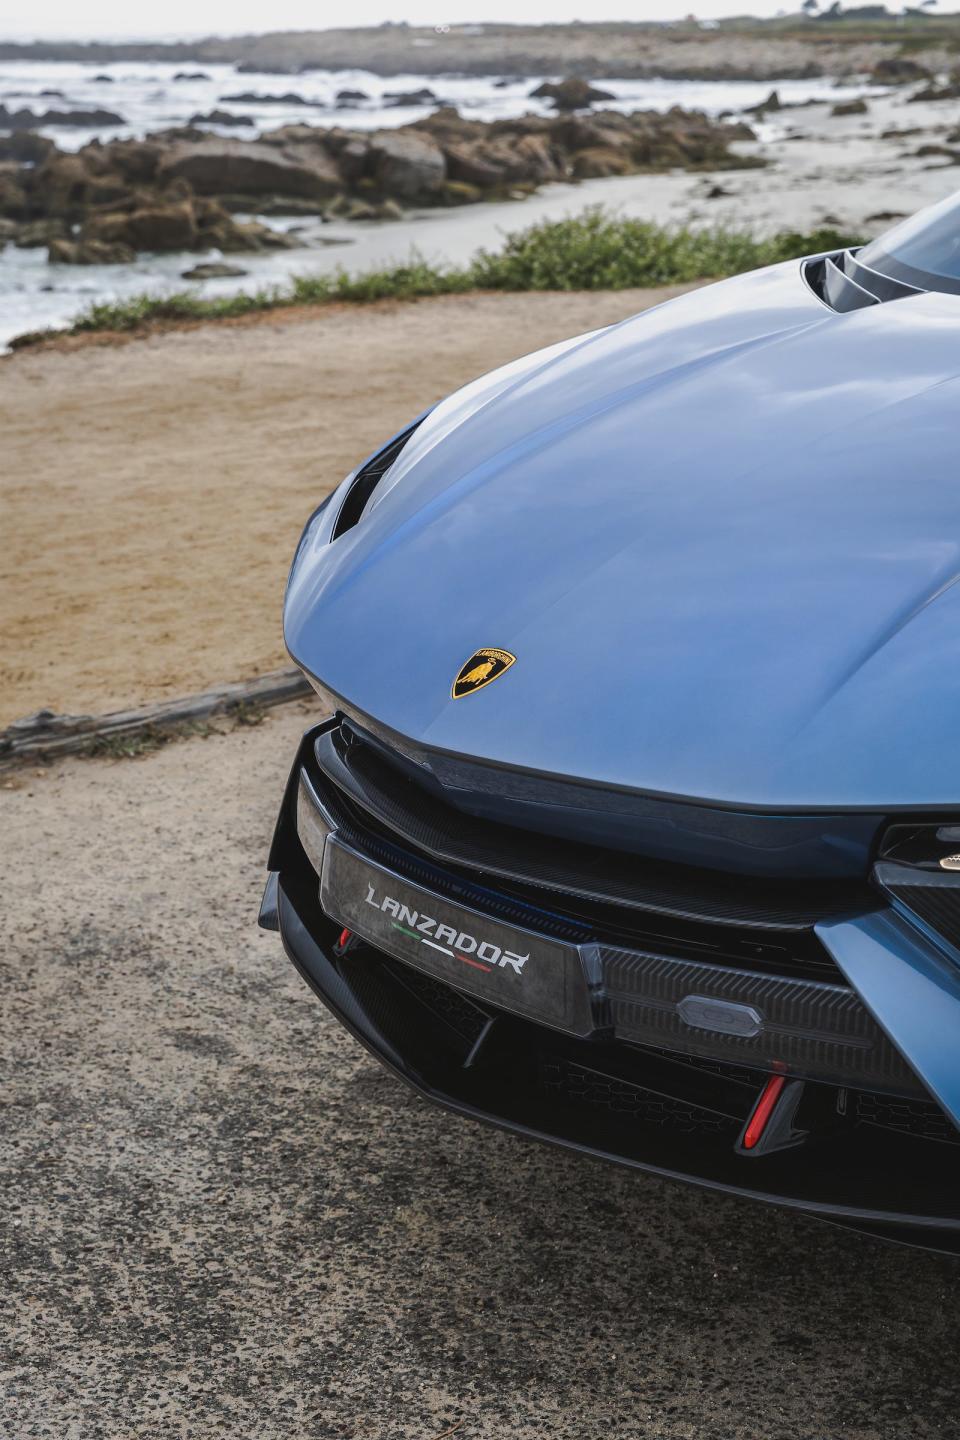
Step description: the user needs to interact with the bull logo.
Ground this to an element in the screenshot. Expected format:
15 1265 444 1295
452 647 516 699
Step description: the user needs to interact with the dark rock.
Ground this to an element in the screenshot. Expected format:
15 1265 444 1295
383 87 438 107
872 57 931 85
0 129 55 163
189 110 254 128
445 132 559 188
0 104 125 130
39 89 65 98
705 182 732 198
82 199 195 251
335 88 369 103
571 146 634 178
865 210 906 222
157 136 342 200
92 74 114 83
102 139 164 181
181 260 248 279
219 218 300 251
122 200 198 250
440 179 484 204
744 88 781 114
909 78 960 104
14 217 68 247
366 129 446 198
15 105 765 267
33 151 92 215
913 143 960 161
0 161 27 217
529 78 615 111
831 97 868 116
48 235 136 263
173 71 211 81
222 91 314 105
257 122 326 148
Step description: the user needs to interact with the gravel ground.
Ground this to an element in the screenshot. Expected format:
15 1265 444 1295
3 705 959 1440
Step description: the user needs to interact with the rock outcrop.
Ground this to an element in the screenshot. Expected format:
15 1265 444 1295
156 135 344 199
222 91 315 105
0 103 125 130
0 104 759 265
908 73 960 104
189 110 254 128
872 57 931 84
529 78 616 110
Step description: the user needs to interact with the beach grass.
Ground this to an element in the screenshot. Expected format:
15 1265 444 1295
10 210 861 346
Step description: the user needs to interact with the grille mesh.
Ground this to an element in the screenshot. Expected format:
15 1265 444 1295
857 1093 960 1146
541 1059 740 1136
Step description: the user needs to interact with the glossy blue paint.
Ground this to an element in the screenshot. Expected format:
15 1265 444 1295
285 257 960 812
817 910 960 1130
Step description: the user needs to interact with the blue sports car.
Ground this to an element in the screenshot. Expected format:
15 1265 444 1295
261 191 960 1252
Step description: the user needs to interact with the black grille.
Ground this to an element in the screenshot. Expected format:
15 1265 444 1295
388 960 490 1045
314 725 872 934
303 747 848 987
541 1059 740 1136
857 1093 960 1147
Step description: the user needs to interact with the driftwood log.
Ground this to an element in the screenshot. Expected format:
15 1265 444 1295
0 667 311 768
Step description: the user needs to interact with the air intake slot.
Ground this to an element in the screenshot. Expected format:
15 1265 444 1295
840 251 921 302
804 248 923 314
332 419 422 540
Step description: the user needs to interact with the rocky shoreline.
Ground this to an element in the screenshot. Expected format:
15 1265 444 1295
0 103 758 266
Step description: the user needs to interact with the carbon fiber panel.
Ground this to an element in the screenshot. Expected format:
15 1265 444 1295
601 946 922 1093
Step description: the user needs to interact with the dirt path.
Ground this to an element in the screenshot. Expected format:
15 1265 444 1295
2 710 958 1439
0 286 697 728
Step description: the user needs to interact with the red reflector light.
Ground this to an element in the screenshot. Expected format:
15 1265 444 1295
743 1074 787 1150
338 928 352 949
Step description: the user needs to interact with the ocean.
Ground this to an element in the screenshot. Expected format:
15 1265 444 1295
0 60 874 346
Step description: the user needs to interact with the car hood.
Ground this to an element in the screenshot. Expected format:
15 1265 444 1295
285 260 960 811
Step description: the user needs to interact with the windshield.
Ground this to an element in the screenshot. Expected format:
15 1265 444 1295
859 189 960 296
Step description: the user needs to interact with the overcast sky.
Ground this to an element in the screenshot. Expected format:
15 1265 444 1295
0 1 800 43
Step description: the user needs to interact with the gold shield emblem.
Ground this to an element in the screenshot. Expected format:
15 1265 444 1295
452 647 516 699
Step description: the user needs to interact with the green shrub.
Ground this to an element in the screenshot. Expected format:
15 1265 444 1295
16 210 864 343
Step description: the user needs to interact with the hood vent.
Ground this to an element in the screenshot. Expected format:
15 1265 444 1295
332 419 423 541
804 248 923 314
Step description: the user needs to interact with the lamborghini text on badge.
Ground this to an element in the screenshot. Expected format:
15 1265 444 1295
452 647 516 699
364 883 529 975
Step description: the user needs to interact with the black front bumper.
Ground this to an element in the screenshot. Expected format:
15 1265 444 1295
263 723 960 1254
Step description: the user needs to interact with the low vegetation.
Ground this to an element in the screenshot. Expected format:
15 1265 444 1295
11 210 862 346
